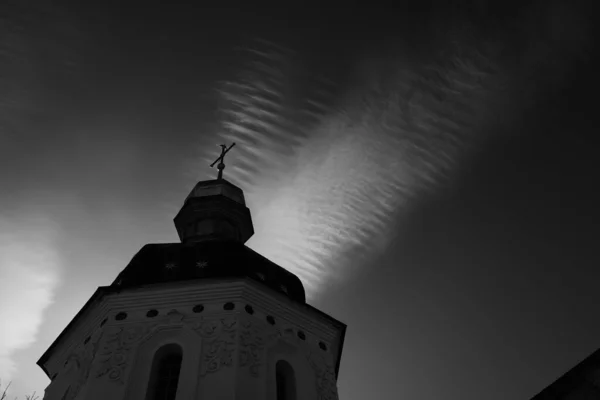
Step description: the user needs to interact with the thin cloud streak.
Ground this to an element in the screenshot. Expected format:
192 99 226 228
194 0 591 301
198 34 510 301
0 214 62 384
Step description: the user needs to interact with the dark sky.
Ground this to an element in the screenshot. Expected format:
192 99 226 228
1 1 598 399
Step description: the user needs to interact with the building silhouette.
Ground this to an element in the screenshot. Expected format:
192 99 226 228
37 162 346 400
530 349 600 400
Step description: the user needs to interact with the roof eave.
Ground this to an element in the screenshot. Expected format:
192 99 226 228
36 286 115 378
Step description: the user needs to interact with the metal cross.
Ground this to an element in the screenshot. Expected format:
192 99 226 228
210 142 236 180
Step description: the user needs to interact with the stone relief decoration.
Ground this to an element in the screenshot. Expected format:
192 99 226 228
165 309 185 325
189 318 238 377
95 324 156 384
281 326 295 338
164 262 177 270
59 385 71 400
306 351 338 400
239 319 282 377
60 328 104 400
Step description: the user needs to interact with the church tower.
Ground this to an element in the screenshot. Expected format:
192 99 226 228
37 144 346 400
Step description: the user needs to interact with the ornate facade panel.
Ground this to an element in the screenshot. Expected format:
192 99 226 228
41 288 344 400
95 323 157 384
306 351 339 400
187 317 238 376
238 318 282 377
57 327 104 400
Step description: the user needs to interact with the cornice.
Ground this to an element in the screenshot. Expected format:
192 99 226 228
38 277 346 381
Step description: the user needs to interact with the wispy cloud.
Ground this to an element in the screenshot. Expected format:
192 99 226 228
194 35 511 301
0 214 62 382
202 0 593 301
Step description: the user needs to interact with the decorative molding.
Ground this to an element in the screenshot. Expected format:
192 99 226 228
165 309 185 325
239 319 281 377
60 385 71 400
281 326 295 338
192 318 238 376
95 324 155 384
60 329 104 400
307 352 338 400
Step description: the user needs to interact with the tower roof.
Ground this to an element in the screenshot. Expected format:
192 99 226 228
123 143 305 301
173 178 254 244
173 142 253 244
112 240 306 302
183 179 246 206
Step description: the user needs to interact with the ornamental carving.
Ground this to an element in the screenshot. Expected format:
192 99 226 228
60 386 71 400
239 319 281 377
307 352 338 400
61 328 103 400
193 318 238 376
165 309 185 324
95 324 155 384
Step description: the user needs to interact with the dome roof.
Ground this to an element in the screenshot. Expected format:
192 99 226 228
112 239 306 303
184 179 246 206
173 178 254 244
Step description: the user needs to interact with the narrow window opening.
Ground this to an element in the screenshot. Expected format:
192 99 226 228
276 360 296 400
146 343 183 400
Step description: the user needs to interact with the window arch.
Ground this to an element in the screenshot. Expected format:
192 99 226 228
146 343 183 400
276 360 297 400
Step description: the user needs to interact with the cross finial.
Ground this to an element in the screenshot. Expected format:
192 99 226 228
210 142 236 180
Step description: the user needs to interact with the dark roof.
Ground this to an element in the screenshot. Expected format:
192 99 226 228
183 179 246 206
112 240 306 303
530 348 600 399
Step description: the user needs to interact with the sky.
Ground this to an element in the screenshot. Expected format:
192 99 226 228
0 1 598 399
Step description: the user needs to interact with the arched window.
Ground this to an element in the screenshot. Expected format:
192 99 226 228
276 360 296 400
146 344 183 400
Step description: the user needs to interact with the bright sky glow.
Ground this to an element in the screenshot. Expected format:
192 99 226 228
0 215 62 385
